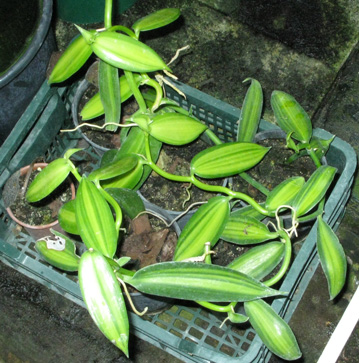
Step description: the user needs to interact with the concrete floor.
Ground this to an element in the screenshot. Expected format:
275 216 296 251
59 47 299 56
1 0 359 362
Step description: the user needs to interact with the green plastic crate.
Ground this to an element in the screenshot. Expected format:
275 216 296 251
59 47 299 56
0 80 356 363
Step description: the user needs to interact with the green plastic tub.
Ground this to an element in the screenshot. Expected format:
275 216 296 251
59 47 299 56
0 80 356 362
55 0 138 24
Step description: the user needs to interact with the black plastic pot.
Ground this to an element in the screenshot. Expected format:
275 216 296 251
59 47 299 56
72 79 110 156
0 0 55 146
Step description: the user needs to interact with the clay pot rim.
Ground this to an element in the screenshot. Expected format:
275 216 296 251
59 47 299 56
6 162 76 230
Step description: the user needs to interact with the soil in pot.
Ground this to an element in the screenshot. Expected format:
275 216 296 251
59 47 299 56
140 138 227 212
231 138 317 203
211 138 318 268
4 163 73 227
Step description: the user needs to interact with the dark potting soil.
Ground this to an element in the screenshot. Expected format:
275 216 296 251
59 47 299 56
140 138 226 211
231 138 317 202
9 167 73 226
212 138 318 268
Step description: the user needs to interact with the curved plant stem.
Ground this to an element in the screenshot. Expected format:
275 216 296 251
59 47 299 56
144 132 271 216
308 148 322 168
125 70 147 112
142 75 163 111
144 133 191 183
190 176 271 216
263 230 292 287
117 278 148 316
67 160 82 182
70 167 82 183
95 181 123 233
196 301 236 313
108 25 136 38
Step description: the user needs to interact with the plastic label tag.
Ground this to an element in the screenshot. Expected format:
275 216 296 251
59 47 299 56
41 235 66 251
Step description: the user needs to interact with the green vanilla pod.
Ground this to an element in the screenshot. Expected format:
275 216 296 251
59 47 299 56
58 200 79 235
245 299 302 360
26 159 72 202
128 261 285 302
132 8 181 37
114 127 162 190
77 26 171 73
191 142 270 179
228 204 266 221
48 34 93 84
35 230 80 271
148 113 207 145
265 176 305 212
174 196 230 261
88 154 139 182
79 249 129 357
237 78 263 142
227 242 285 280
101 161 144 190
75 178 118 258
292 165 336 217
221 215 279 245
317 216 347 300
271 90 312 143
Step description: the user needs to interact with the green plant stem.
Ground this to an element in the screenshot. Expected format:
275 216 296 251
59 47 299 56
144 133 191 183
116 267 135 278
104 0 113 29
125 71 147 112
67 160 82 182
108 25 136 38
204 129 222 145
204 243 212 264
238 172 269 196
191 176 271 216
95 182 123 233
142 75 163 111
308 148 322 168
196 301 236 313
263 231 292 287
144 133 271 216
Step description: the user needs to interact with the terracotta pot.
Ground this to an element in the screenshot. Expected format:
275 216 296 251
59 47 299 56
5 163 76 240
